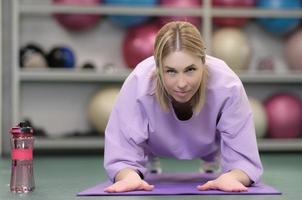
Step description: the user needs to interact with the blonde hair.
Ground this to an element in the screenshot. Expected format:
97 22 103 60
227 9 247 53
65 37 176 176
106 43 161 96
153 21 208 114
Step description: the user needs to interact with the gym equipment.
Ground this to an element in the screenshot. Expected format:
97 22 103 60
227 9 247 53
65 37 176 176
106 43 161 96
87 87 120 134
212 28 251 73
52 0 101 32
249 97 267 138
104 0 158 27
47 46 76 68
122 23 160 68
284 29 302 71
264 93 302 138
212 0 255 27
158 0 202 28
20 44 48 69
256 0 301 36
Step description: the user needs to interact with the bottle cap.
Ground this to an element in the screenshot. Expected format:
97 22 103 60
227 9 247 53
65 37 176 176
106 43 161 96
10 121 33 137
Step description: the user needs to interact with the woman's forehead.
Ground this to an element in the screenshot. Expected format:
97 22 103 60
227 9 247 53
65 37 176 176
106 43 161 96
162 51 201 67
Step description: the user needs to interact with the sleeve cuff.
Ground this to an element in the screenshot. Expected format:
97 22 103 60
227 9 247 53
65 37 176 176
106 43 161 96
136 169 144 180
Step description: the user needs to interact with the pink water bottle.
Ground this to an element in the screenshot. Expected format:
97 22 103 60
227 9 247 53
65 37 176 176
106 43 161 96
9 122 35 193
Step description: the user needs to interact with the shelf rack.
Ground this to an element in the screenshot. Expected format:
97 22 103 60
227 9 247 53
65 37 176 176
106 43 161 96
10 0 302 152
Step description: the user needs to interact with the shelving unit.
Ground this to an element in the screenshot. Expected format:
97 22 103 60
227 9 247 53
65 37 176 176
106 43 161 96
9 0 302 152
0 0 2 155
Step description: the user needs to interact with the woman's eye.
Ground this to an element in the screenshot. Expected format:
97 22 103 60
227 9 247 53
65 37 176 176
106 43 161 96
167 70 176 74
186 68 196 72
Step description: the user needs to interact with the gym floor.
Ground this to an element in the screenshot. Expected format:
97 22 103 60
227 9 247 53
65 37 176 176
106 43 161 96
0 153 301 200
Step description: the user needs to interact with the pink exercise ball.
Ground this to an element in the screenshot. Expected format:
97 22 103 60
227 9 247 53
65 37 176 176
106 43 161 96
284 29 302 71
158 0 202 28
212 0 255 27
264 93 302 139
123 23 161 69
52 0 101 32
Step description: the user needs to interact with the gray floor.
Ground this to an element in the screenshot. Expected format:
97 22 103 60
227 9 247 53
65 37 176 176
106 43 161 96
0 153 301 200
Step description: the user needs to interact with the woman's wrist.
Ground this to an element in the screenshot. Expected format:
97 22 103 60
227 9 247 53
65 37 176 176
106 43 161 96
227 169 252 186
114 168 142 182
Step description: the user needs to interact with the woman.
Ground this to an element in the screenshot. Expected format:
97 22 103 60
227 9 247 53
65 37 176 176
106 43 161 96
104 21 263 193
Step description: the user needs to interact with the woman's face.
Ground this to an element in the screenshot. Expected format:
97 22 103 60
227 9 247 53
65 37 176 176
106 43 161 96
162 50 204 103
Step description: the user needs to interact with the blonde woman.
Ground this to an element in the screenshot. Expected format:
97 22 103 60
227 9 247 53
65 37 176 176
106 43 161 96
104 21 262 193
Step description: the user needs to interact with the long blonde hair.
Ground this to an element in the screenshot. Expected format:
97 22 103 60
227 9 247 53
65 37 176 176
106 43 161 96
153 21 208 114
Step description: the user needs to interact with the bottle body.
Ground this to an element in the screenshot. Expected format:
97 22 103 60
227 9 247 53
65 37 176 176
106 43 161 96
10 136 35 193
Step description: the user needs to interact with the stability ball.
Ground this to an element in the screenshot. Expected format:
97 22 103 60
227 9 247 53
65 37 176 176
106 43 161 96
123 23 160 68
20 44 48 69
284 29 302 71
47 46 76 68
249 97 267 138
159 0 202 28
212 0 255 27
256 0 301 36
52 0 101 32
264 93 302 138
212 28 251 72
88 87 120 135
104 0 158 27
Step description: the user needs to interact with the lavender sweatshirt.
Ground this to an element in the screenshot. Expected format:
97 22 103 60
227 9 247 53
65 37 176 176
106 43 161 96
104 55 263 183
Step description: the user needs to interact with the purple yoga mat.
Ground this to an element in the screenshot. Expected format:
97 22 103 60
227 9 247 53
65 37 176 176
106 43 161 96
77 172 281 196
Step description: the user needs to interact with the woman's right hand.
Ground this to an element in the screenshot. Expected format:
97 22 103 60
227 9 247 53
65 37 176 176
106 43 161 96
104 168 154 193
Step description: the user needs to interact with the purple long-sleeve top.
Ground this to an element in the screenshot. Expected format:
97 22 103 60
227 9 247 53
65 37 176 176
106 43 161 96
104 55 263 183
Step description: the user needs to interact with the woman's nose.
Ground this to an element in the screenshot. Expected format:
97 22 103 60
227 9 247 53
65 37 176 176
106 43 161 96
176 74 188 89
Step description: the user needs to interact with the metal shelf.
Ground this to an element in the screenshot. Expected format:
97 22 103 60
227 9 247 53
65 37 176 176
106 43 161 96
34 137 302 152
19 70 302 83
257 139 302 152
19 4 302 18
19 69 130 82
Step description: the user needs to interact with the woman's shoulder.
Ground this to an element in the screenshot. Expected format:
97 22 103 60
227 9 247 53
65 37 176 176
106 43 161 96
131 56 156 77
123 56 156 97
205 55 242 91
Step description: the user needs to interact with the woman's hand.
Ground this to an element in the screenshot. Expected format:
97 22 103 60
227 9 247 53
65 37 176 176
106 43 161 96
197 169 250 192
104 168 154 193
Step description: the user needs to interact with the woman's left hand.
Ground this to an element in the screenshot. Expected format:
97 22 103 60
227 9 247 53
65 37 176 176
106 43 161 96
197 172 248 192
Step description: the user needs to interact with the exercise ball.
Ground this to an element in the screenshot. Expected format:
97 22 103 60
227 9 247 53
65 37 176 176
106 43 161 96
212 28 251 72
158 0 202 28
212 0 255 27
264 93 302 138
88 87 120 135
20 44 48 69
249 97 267 138
256 0 301 36
104 0 158 27
284 29 302 71
123 23 160 68
52 0 101 32
47 46 76 68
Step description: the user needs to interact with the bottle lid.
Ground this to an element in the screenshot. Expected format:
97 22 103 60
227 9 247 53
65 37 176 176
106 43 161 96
10 121 33 137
